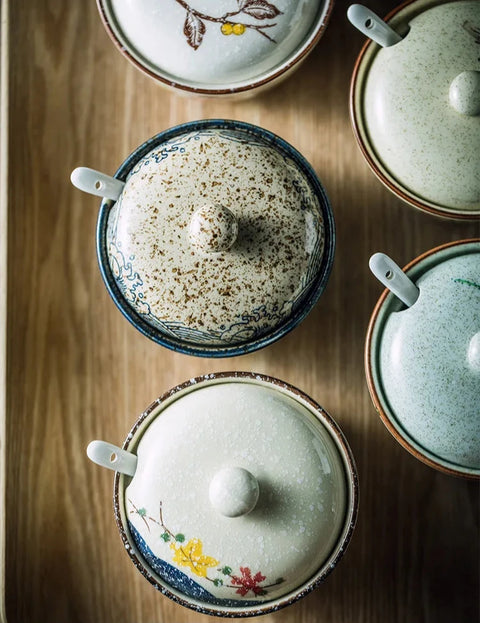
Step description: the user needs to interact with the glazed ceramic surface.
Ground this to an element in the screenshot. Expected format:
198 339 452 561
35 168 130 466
108 373 358 616
367 240 480 477
97 120 335 357
98 0 333 94
351 0 480 218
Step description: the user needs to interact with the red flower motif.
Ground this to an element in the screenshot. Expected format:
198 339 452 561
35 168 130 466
230 566 267 596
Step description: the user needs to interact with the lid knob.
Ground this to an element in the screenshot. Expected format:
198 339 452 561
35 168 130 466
449 71 480 116
468 332 480 372
209 467 259 517
189 204 238 254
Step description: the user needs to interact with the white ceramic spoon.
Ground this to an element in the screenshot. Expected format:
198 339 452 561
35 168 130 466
347 4 403 47
369 252 419 307
71 167 125 201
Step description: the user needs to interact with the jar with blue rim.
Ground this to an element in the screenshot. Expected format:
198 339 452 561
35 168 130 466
71 120 335 357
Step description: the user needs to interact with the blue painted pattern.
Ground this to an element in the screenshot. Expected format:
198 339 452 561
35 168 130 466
129 522 264 607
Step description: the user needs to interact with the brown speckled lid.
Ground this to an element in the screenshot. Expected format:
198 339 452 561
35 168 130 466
104 122 332 351
359 1 480 213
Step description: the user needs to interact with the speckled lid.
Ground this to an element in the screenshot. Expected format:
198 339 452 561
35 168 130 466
107 374 357 613
362 0 480 213
370 241 480 475
98 0 332 93
102 121 333 354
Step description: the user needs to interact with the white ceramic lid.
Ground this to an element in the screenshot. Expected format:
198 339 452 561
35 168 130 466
90 374 357 612
373 242 480 473
362 0 480 212
105 123 331 350
99 0 331 92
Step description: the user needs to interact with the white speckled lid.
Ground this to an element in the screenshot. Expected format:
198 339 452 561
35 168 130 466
98 0 331 92
113 374 356 611
362 0 480 212
104 123 332 352
371 241 480 474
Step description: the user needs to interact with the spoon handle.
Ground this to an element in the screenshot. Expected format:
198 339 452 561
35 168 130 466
87 440 137 476
71 167 125 201
347 4 403 47
369 253 419 307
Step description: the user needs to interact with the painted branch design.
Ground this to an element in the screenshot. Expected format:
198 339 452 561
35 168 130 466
463 20 480 44
174 0 283 49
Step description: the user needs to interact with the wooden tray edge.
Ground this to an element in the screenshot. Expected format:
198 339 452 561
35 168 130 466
0 0 8 620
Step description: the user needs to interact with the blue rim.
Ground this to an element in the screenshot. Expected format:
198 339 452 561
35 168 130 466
96 119 335 357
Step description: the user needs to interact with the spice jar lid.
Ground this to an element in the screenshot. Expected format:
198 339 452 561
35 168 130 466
99 120 334 356
358 0 480 215
98 0 333 93
368 240 480 475
100 373 357 613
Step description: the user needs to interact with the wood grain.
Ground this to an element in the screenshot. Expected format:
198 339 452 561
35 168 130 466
2 1 479 622
0 1 9 620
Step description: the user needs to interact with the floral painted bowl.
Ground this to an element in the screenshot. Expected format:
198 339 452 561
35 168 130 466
87 372 358 617
96 0 334 96
71 119 335 357
349 0 480 219
366 239 480 478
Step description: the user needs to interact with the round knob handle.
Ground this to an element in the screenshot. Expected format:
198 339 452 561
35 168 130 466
189 204 238 254
449 71 480 116
468 332 480 372
209 467 259 517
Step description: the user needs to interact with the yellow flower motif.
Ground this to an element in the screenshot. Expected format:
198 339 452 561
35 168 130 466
170 538 219 578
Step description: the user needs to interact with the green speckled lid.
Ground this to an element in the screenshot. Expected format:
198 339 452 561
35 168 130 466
369 240 480 476
362 0 480 213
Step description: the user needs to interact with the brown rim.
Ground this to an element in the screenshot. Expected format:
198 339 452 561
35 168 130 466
349 0 480 221
365 239 480 480
96 0 335 96
112 371 359 617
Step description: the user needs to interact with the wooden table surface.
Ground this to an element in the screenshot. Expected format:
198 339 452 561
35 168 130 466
2 1 479 622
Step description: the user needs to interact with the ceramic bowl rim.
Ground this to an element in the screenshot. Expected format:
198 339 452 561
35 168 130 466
111 371 359 617
96 0 335 95
365 238 480 479
349 0 480 221
96 119 336 358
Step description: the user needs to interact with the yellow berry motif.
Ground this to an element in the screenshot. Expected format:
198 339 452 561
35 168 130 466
232 23 246 36
221 22 233 35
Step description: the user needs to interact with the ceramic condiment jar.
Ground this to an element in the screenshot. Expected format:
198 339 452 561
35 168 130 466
97 0 334 95
71 120 335 357
366 240 480 478
87 372 359 616
349 1 480 219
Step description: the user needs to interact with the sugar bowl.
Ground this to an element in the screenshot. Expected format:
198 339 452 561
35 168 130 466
71 119 335 357
96 0 334 95
87 372 358 616
349 1 480 219
366 239 480 477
